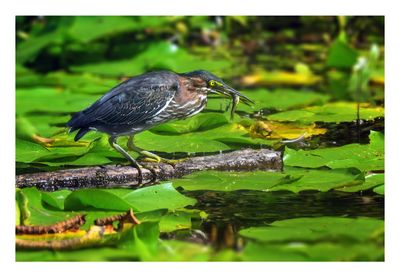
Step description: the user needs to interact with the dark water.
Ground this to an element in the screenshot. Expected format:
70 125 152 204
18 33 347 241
185 189 384 226
172 189 384 249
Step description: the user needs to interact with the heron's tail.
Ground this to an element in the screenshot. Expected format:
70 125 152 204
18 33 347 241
67 112 91 141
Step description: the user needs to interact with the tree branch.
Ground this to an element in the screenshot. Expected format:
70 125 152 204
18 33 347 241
16 149 282 191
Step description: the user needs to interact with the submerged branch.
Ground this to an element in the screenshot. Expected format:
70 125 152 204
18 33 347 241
16 148 282 191
16 225 109 250
16 214 86 235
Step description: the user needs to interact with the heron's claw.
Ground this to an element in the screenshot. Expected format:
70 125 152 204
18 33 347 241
141 156 186 166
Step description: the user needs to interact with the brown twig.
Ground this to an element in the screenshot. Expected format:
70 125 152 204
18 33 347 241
94 209 141 228
16 214 86 235
16 148 282 191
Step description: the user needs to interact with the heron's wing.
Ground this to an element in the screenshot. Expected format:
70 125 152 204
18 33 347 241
79 72 179 126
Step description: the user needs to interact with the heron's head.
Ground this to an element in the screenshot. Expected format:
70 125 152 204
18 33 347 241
181 70 254 106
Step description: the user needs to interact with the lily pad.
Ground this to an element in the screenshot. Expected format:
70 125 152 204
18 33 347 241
241 242 308 261
336 173 384 193
172 167 364 193
25 143 92 165
41 190 72 210
242 241 383 261
67 16 139 43
16 139 50 163
16 87 99 115
267 102 384 123
150 112 230 135
16 188 74 225
64 189 132 211
135 121 273 154
159 211 192 232
70 41 233 77
121 183 197 212
373 185 384 195
17 31 65 64
284 131 384 172
239 216 383 243
172 170 291 191
155 240 211 261
240 217 384 261
276 167 364 193
64 183 196 212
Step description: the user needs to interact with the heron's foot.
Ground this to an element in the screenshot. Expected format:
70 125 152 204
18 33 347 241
139 150 184 165
131 163 144 185
139 163 158 185
161 157 187 165
141 156 186 165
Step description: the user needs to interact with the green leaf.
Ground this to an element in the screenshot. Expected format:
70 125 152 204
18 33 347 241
336 173 384 193
150 113 230 135
54 153 113 166
241 242 308 261
159 211 192 232
17 31 64 64
172 170 291 191
240 216 384 261
16 188 73 225
122 183 197 212
242 241 383 261
373 184 384 195
16 116 39 141
16 200 21 225
327 39 358 68
70 41 233 77
16 247 139 262
41 190 72 210
41 72 118 94
121 222 160 261
239 217 383 243
16 139 49 163
284 131 384 172
16 87 99 115
136 121 272 153
135 209 168 222
267 102 384 123
16 189 30 225
64 189 133 211
20 143 92 165
155 240 211 261
172 167 363 193
67 16 138 43
64 184 196 212
278 167 363 193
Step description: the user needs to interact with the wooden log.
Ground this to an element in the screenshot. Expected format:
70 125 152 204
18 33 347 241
16 149 282 191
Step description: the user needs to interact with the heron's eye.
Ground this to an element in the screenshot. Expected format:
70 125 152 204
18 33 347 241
209 80 216 87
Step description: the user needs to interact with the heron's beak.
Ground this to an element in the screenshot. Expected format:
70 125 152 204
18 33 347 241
211 84 254 106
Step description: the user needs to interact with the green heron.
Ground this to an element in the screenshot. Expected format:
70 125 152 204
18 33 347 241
67 70 253 183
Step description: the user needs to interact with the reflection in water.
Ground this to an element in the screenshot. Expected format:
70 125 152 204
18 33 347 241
180 189 384 249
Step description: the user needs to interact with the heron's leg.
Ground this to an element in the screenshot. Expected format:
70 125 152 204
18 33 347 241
127 135 183 164
109 136 143 184
127 135 162 162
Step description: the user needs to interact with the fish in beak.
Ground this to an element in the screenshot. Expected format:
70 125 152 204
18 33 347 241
210 83 254 120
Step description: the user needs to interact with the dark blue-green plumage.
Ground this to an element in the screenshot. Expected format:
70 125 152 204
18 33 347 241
67 71 180 141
